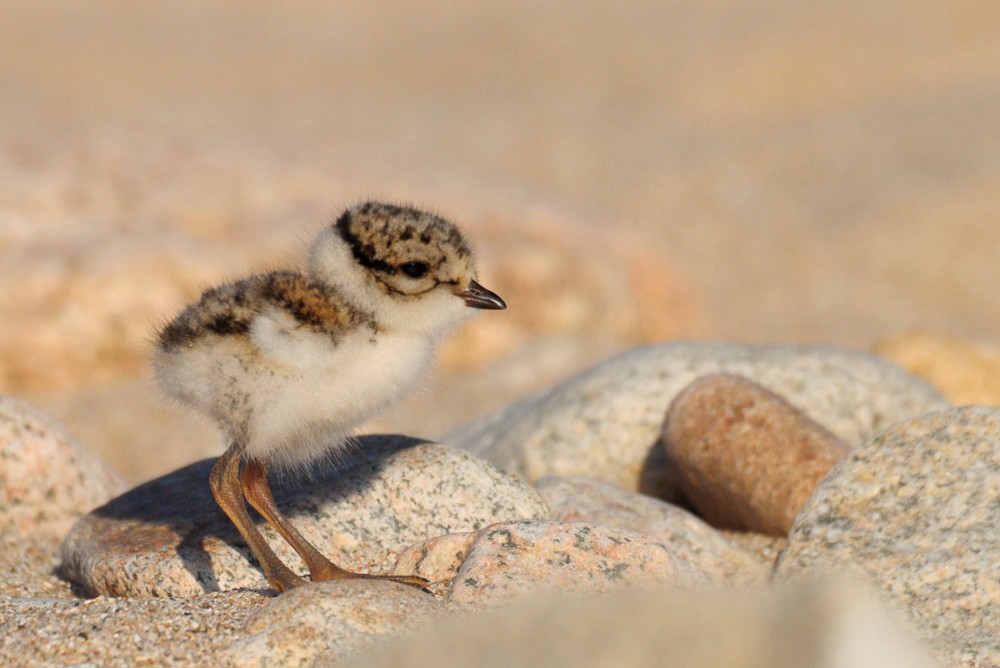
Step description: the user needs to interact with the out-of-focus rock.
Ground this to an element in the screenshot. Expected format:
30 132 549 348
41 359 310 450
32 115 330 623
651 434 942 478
61 437 549 597
777 407 1000 667
662 374 848 535
0 396 126 542
356 578 936 668
439 209 703 371
874 332 1000 406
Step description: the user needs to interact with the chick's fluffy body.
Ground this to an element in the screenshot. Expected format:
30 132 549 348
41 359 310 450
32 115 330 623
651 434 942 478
154 202 479 468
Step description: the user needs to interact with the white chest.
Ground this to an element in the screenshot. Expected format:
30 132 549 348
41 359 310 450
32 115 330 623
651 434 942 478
246 316 436 464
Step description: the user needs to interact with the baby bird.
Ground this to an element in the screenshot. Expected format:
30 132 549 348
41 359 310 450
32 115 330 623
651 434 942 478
154 201 505 592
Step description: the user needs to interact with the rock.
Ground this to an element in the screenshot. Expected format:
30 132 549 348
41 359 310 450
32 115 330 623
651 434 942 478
0 396 126 541
443 343 947 499
392 532 477 585
536 475 768 584
222 580 446 668
448 520 681 608
61 437 550 597
356 578 936 668
662 373 849 535
874 332 1000 406
776 407 1000 667
0 590 266 667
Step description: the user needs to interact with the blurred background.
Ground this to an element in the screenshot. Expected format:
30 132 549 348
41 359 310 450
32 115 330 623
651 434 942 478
2 1 999 482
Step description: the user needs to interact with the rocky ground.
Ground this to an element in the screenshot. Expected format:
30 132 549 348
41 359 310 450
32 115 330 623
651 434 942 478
2 1 1000 666
3 343 1000 666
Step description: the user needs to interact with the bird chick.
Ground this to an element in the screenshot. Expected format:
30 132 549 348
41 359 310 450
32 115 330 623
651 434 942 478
154 201 505 592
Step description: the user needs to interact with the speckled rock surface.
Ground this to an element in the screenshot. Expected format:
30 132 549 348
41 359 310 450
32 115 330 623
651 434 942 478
222 580 446 668
536 475 768 584
0 591 267 667
61 436 549 597
392 532 477 585
0 396 126 542
358 578 936 668
448 520 681 607
662 374 849 535
443 343 948 498
777 407 1000 667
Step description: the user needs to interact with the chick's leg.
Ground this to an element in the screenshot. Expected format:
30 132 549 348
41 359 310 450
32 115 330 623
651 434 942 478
209 445 306 592
240 459 428 588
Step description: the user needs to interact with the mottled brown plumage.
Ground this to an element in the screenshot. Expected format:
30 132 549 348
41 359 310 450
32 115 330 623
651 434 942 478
158 271 374 350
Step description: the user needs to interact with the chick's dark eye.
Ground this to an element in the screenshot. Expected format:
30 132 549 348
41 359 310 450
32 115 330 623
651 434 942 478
399 261 429 279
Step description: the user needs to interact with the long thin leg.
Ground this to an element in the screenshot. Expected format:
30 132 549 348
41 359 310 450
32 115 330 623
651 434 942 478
241 459 429 588
209 445 306 592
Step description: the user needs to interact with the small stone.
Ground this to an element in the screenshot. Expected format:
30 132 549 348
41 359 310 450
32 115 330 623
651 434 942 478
536 475 768 584
392 532 476 585
0 396 126 542
662 374 849 535
443 343 947 499
61 437 549 597
357 578 936 668
776 407 1000 667
222 580 446 667
448 520 680 608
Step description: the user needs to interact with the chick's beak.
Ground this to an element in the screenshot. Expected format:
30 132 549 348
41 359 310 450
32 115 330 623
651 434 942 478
458 280 507 310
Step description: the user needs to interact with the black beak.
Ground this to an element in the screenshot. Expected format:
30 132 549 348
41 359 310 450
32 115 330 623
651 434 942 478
458 280 506 310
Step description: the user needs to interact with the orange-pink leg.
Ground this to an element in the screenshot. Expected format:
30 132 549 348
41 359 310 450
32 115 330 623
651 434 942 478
240 459 428 589
209 445 306 592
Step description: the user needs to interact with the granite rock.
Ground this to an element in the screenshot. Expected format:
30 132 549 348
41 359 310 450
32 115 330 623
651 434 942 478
536 475 768 584
662 373 849 535
0 396 126 542
777 407 1000 667
357 578 936 668
0 590 266 667
223 580 446 668
61 437 549 597
448 520 681 607
392 532 477 585
443 343 947 499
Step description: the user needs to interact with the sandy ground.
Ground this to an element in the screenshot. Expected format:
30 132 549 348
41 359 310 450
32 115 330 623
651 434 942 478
2 1 1000 482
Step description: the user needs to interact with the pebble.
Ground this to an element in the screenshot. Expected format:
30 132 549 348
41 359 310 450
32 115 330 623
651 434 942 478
222 580 446 667
392 532 477 585
443 343 947 499
356 578 936 668
61 437 549 597
536 475 768 584
448 520 681 607
777 407 1000 667
662 373 849 535
0 395 126 542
